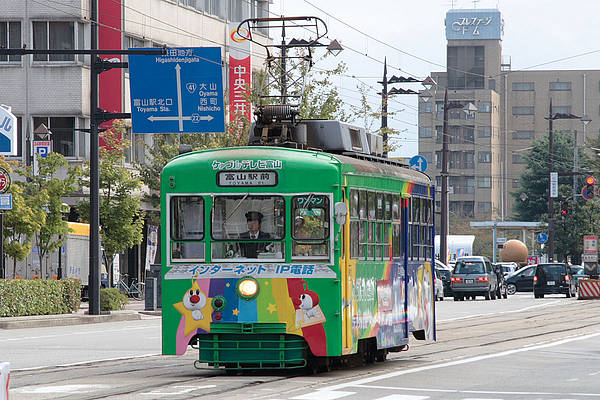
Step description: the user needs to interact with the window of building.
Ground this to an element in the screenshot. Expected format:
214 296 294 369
477 202 491 214
464 151 474 169
478 102 491 113
549 81 571 91
33 21 77 62
489 79 496 91
552 106 571 115
0 21 22 62
450 152 462 169
478 176 491 188
420 152 432 163
512 106 534 115
419 102 432 112
478 152 491 163
419 127 432 138
512 82 534 91
33 117 79 157
465 177 475 194
477 126 491 138
512 154 525 164
447 46 485 89
513 130 534 139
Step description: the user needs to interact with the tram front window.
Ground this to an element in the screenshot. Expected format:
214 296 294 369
212 195 285 261
292 195 330 259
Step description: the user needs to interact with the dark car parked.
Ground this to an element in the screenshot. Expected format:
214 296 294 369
533 263 576 298
505 265 535 295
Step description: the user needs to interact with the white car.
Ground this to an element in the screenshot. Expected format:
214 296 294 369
495 262 519 276
434 269 444 301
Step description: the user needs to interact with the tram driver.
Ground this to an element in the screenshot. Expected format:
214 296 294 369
239 211 272 258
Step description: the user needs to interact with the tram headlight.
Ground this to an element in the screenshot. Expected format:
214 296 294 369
237 277 259 300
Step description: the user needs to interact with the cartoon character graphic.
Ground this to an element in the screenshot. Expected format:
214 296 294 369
184 286 207 320
294 290 320 319
173 280 213 336
287 278 328 355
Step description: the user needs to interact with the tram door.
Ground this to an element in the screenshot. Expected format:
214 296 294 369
341 186 354 354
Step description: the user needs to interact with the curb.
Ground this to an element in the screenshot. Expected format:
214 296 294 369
0 310 142 330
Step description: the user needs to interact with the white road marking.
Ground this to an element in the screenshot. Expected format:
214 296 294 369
140 384 216 395
14 353 162 372
1 324 160 342
14 384 110 394
291 390 355 399
320 331 600 394
374 396 429 400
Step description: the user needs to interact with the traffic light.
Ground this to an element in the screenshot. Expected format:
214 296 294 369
582 176 596 200
560 198 568 217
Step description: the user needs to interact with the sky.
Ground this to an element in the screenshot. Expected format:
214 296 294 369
268 0 600 158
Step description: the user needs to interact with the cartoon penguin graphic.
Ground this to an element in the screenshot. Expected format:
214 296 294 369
183 281 208 321
294 290 320 319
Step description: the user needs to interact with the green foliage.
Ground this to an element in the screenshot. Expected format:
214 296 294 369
0 278 81 317
78 120 145 275
13 152 82 277
0 159 43 277
512 131 587 221
511 130 592 262
100 287 128 311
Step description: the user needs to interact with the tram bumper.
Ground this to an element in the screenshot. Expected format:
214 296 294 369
192 323 308 370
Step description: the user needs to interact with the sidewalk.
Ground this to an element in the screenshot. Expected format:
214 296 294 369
0 300 161 330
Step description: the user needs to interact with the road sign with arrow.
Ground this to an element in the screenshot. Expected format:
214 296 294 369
128 47 225 134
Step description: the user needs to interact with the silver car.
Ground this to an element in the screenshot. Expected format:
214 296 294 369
451 256 498 301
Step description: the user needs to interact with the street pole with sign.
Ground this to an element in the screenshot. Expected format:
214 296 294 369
0 167 12 279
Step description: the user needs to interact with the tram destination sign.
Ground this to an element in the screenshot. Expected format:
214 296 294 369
217 171 277 187
128 47 225 134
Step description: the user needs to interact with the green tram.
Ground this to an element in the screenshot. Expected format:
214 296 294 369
161 120 436 371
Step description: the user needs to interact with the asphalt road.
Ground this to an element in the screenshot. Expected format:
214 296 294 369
6 293 600 399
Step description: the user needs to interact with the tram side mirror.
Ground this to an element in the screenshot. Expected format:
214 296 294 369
334 202 348 227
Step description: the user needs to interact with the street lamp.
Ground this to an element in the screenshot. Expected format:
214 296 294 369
545 99 588 262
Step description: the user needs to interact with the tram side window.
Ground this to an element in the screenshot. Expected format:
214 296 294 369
170 196 205 261
392 194 402 258
292 195 330 259
350 189 359 219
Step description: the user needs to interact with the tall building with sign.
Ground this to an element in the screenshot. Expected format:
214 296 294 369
0 0 271 279
419 8 600 222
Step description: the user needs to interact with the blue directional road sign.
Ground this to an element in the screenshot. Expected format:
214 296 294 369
409 155 428 172
128 47 225 134
537 232 548 244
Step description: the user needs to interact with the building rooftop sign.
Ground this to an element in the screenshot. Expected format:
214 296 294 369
446 9 503 40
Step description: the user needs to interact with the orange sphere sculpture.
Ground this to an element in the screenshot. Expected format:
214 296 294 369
499 239 528 263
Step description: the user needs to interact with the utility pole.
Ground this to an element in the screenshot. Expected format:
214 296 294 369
440 89 450 266
381 58 388 157
88 0 101 315
548 99 555 262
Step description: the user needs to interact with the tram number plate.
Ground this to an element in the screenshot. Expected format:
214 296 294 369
217 171 277 187
465 279 474 284
547 281 555 285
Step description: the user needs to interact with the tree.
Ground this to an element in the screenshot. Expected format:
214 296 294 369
0 159 44 278
14 153 81 278
78 120 145 285
512 130 592 262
